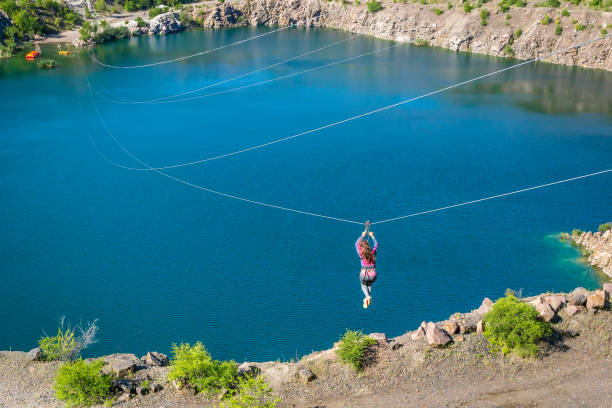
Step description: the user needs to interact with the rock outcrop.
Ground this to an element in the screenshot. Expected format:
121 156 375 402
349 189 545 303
186 0 612 71
149 12 184 35
570 228 612 277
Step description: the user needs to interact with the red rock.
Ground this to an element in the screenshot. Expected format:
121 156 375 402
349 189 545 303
425 322 451 347
536 303 556 322
443 321 459 335
566 304 584 316
476 298 494 314
586 290 605 310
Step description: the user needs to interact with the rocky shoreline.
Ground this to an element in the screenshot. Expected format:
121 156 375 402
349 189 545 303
11 0 611 71
3 282 610 407
562 224 612 278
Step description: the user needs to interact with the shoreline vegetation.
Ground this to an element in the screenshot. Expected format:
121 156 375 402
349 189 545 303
0 225 610 407
1 0 611 70
2 283 610 407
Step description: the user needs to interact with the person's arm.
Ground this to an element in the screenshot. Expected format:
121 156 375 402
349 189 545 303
356 231 366 255
369 231 378 253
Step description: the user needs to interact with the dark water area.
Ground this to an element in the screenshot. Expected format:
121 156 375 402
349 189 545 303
1 27 610 361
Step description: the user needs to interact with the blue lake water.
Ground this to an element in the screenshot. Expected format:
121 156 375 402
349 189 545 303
1 27 611 361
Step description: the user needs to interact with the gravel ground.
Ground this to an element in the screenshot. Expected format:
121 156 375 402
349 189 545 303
1 308 610 408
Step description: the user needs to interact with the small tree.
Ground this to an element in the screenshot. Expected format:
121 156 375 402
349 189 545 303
335 330 377 371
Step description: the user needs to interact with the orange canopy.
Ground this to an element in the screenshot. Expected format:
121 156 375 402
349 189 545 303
26 51 40 60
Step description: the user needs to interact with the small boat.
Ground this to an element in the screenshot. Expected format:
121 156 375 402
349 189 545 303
58 50 71 56
26 51 41 60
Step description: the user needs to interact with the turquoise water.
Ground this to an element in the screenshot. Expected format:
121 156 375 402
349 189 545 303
1 28 611 361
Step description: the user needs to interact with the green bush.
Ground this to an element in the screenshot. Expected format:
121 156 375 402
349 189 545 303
335 330 376 371
37 58 56 69
53 359 113 407
447 1 453 7
561 8 570 16
480 9 489 25
149 7 163 18
413 38 429 46
555 21 562 35
136 16 148 27
598 223 611 233
540 15 552 25
514 27 522 38
433 7 444 14
94 0 106 12
572 228 582 236
504 44 514 56
168 342 238 395
93 26 129 43
483 295 552 357
220 375 280 408
535 0 560 6
463 1 474 12
575 23 587 30
39 328 77 361
366 0 382 11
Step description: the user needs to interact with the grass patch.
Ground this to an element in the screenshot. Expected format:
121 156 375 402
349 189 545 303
463 1 474 12
480 9 489 25
483 295 552 358
366 0 383 11
540 14 552 25
561 8 570 16
433 7 444 14
335 330 376 371
413 38 429 46
168 342 238 395
535 0 560 6
514 27 522 38
504 44 515 56
53 359 113 407
148 7 164 18
575 23 587 30
555 21 562 35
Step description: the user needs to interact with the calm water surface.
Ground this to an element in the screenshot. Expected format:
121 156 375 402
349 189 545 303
1 28 611 361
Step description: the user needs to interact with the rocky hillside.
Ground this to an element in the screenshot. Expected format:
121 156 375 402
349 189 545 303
188 0 612 71
569 226 612 277
2 283 611 407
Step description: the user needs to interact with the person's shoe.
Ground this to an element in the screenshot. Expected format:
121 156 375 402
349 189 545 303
363 298 369 309
367 296 372 306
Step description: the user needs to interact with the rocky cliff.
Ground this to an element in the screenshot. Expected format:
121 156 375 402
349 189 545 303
571 227 612 277
188 0 612 71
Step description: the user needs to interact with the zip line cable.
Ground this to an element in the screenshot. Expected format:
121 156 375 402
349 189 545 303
87 17 326 69
84 34 612 225
87 34 611 172
91 35 357 104
88 41 400 106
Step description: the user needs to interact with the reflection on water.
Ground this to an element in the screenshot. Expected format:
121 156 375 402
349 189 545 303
454 62 612 116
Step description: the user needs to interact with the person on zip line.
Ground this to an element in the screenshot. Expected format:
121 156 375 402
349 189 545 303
356 220 378 309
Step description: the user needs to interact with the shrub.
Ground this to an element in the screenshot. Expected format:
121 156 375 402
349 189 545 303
598 223 611 233
540 15 552 25
335 330 376 371
94 0 106 12
561 8 570 16
504 44 514 56
572 228 582 236
433 7 444 14
141 379 150 391
136 16 147 27
535 0 560 6
53 359 113 407
603 28 609 35
220 375 280 408
366 0 383 11
483 295 552 357
555 21 562 35
168 342 238 395
93 26 129 43
514 27 522 37
413 38 429 46
447 1 453 7
463 1 474 12
480 9 489 25
39 318 99 361
37 58 56 69
149 7 163 18
575 23 586 30
569 0 581 4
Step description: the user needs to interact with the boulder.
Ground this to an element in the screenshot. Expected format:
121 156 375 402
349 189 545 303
545 295 566 312
443 321 458 335
536 302 556 322
569 293 587 306
237 362 260 377
571 287 588 296
151 383 163 393
566 304 584 317
368 333 388 344
603 283 612 297
297 368 316 384
476 298 494 314
114 379 135 394
260 363 300 390
476 320 483 334
586 290 605 310
410 322 426 340
454 334 464 342
391 342 403 351
116 393 131 403
149 12 184 35
27 348 42 361
103 354 141 377
425 322 451 347
143 351 168 367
